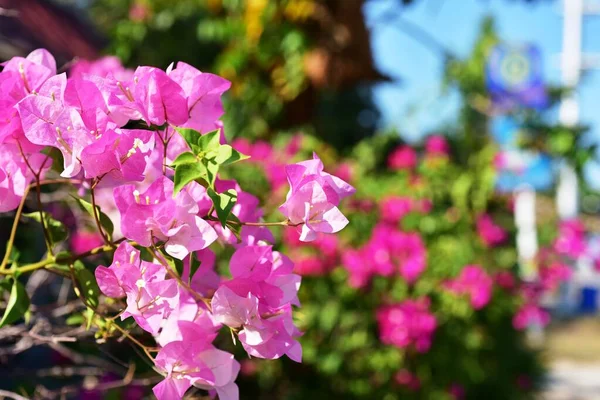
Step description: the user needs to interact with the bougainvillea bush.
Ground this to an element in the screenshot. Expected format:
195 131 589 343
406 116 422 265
222 133 582 400
0 49 357 399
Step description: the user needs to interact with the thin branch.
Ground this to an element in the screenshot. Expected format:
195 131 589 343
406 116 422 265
90 183 111 246
0 389 29 400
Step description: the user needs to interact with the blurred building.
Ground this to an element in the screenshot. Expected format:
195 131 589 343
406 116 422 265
0 0 105 63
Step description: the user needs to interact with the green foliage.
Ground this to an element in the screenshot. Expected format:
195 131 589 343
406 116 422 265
72 260 101 309
0 278 30 328
72 196 115 239
207 188 238 227
173 128 248 192
22 211 68 246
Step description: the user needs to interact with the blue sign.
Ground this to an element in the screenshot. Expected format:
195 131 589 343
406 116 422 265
492 117 554 192
486 44 548 111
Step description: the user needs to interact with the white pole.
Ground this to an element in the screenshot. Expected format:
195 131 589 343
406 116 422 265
557 0 583 220
515 185 539 281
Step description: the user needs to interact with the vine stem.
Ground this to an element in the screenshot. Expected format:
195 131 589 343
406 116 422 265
205 216 302 227
90 179 112 247
17 143 54 256
0 240 128 276
110 323 157 361
147 246 212 310
0 179 81 271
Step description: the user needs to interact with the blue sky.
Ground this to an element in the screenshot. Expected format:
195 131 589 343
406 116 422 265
363 0 600 186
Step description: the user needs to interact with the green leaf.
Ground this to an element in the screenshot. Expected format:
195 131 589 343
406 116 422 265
175 128 202 153
66 313 85 326
189 252 201 283
71 196 114 238
225 214 243 243
171 151 197 167
173 162 207 194
0 279 30 328
207 188 237 227
72 261 100 309
204 159 220 187
85 307 95 331
163 253 184 277
214 145 249 166
197 130 221 152
23 211 68 245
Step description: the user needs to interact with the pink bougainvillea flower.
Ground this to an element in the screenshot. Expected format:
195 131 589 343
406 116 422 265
512 303 550 330
388 145 417 171
448 383 466 400
17 93 93 177
395 369 421 391
476 214 508 247
167 61 231 133
0 143 48 212
211 246 302 361
494 271 516 291
279 180 349 242
539 261 572 291
80 128 155 183
377 298 437 353
70 230 104 254
446 265 493 310
425 135 449 156
70 56 134 82
132 66 189 127
113 176 217 259
380 196 414 224
554 219 587 259
2 49 56 97
342 249 372 288
284 153 355 205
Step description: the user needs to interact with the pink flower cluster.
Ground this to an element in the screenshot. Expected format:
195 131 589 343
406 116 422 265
342 223 426 288
387 135 450 171
279 153 355 242
377 298 437 353
554 219 587 259
380 196 431 225
283 229 340 276
0 50 354 400
424 135 450 157
445 265 493 310
476 214 508 247
388 145 417 171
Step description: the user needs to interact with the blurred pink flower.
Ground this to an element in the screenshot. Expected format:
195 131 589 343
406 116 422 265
554 219 587 259
448 383 465 400
446 265 493 310
377 298 437 353
539 262 572 291
512 304 550 330
425 135 449 156
494 271 516 291
395 369 421 391
476 214 508 247
334 162 354 184
70 230 104 254
388 145 417 171
380 196 413 224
